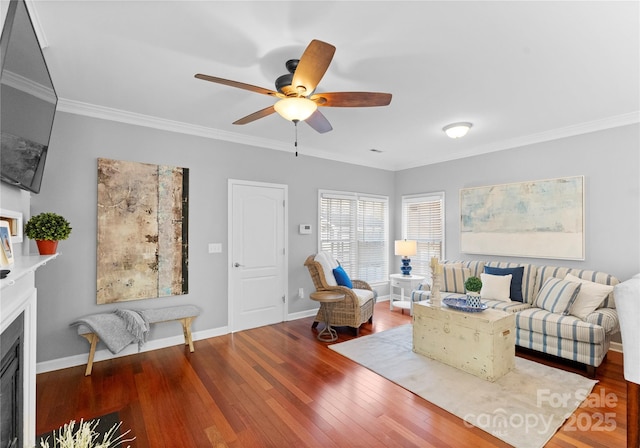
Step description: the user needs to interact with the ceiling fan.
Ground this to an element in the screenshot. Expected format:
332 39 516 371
195 39 392 134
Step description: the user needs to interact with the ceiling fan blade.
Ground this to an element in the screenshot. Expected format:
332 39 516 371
311 92 392 107
291 40 336 96
305 110 333 134
195 73 280 97
233 105 276 125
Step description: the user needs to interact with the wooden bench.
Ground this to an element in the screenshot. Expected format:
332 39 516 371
76 305 200 376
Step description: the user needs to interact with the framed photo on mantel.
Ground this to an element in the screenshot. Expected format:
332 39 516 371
460 176 585 260
0 220 15 266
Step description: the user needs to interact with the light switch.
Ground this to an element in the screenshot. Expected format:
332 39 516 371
208 243 222 253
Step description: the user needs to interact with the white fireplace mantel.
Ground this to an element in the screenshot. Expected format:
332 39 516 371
1 253 58 448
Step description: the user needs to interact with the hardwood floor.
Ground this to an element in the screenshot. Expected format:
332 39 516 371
36 302 629 447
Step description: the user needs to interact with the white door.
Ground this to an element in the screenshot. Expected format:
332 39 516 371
229 180 287 332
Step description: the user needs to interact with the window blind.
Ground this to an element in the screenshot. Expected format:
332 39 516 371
319 191 389 283
401 193 445 277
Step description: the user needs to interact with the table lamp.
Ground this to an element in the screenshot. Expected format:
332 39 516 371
395 239 417 276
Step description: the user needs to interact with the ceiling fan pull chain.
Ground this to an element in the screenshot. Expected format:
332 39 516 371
294 119 299 157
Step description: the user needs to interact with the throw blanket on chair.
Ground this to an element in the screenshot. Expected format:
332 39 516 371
70 309 150 354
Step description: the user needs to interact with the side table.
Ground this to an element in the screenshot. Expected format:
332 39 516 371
309 291 345 342
389 273 425 315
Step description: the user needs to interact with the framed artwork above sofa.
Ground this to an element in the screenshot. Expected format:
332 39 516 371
460 176 585 260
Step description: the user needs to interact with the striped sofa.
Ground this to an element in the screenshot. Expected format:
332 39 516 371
411 260 620 375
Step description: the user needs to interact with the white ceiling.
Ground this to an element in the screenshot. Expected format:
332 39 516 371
27 0 640 171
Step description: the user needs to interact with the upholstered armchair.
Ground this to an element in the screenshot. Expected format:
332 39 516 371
614 273 640 448
304 252 375 336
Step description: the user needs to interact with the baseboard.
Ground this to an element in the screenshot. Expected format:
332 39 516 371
35 326 229 374
610 341 622 353
287 309 318 321
36 317 626 374
37 310 324 374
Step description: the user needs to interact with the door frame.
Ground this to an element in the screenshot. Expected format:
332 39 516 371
227 179 289 332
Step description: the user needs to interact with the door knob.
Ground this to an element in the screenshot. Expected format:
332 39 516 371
234 262 244 267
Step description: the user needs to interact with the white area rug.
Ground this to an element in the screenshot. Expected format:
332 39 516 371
330 324 597 448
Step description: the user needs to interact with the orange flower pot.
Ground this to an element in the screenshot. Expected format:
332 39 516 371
36 240 58 255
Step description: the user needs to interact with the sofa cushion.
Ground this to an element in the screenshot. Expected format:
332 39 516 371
564 273 614 320
333 265 353 288
444 260 485 278
411 283 431 302
485 262 537 304
516 308 606 344
535 277 581 314
484 266 525 302
442 266 470 293
484 299 532 313
536 266 618 309
480 273 512 301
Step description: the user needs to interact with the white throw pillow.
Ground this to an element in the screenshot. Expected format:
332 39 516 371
480 273 512 301
565 273 614 320
314 251 338 286
535 277 581 315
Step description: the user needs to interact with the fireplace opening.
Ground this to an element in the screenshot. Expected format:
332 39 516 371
1 312 24 448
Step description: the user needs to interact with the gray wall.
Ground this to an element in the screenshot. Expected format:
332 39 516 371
6 110 639 365
394 123 640 281
31 111 394 362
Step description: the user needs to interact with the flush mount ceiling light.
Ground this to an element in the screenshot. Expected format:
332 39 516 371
273 97 318 122
443 122 472 139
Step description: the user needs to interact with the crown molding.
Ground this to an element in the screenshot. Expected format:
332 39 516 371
25 0 49 49
56 98 388 169
57 98 639 172
2 70 56 104
57 98 296 151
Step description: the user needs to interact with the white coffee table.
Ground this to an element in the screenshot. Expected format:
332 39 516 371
412 301 515 382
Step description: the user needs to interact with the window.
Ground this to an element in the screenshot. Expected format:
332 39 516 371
401 193 445 276
319 190 389 283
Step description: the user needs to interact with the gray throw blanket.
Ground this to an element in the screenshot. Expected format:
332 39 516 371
70 309 150 354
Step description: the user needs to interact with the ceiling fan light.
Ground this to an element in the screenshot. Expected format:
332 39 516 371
274 97 318 122
443 122 472 139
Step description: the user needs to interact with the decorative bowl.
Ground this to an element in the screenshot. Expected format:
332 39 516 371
442 297 488 313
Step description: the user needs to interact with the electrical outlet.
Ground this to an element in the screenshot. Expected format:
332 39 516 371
298 287 304 298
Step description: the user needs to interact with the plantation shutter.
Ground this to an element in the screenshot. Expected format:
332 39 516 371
319 191 388 283
401 193 445 277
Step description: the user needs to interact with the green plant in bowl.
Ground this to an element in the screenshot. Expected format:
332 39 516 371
24 212 72 241
24 212 72 255
464 276 482 294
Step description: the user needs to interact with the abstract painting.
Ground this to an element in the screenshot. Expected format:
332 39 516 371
460 176 584 260
97 158 189 304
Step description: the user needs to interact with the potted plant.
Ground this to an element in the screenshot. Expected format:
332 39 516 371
464 276 483 308
24 212 72 255
39 418 134 448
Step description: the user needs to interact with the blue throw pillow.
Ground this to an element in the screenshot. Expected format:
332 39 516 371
333 265 353 288
484 266 525 302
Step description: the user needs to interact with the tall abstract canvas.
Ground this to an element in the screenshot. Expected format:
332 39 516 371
460 176 584 260
97 158 189 304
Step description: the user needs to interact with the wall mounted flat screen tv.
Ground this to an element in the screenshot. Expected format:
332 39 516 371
1 0 57 194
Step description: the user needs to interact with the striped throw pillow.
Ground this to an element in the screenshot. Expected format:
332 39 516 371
535 277 582 315
442 266 470 293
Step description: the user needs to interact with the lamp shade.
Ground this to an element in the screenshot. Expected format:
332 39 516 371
394 239 417 257
274 97 318 122
443 122 472 139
